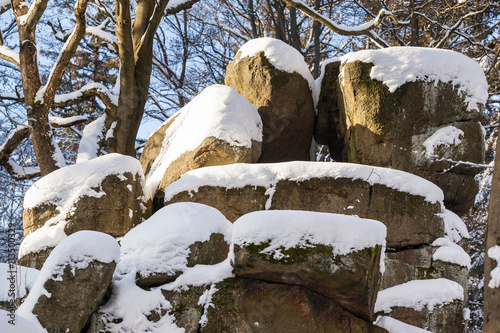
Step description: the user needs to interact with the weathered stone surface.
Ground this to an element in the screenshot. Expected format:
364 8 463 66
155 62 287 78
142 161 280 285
375 279 466 333
18 247 53 270
165 162 445 248
233 244 382 321
202 278 375 333
160 286 207 332
225 51 315 162
381 246 468 294
315 59 343 160
140 113 180 177
337 59 484 215
156 136 261 196
19 231 119 333
376 300 465 333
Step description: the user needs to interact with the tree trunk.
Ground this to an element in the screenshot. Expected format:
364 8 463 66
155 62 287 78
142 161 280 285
312 0 321 78
409 0 419 46
484 146 500 332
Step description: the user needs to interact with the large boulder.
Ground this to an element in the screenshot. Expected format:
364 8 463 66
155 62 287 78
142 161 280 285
331 47 487 215
17 231 119 333
202 278 379 333
141 84 262 204
375 279 466 333
19 153 149 269
225 37 315 162
116 202 232 288
164 161 445 249
232 210 386 321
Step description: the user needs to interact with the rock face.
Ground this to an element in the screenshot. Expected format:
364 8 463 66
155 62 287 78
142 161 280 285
375 279 466 333
18 231 119 333
19 154 149 269
164 161 445 249
232 210 385 321
140 84 262 204
331 48 487 215
203 278 377 333
225 38 315 162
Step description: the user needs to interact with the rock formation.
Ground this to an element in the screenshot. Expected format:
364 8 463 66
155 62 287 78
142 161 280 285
225 38 315 162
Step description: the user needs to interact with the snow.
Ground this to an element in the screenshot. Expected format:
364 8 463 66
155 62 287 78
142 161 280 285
437 209 470 243
48 115 87 127
342 47 488 112
374 316 431 333
487 245 500 288
76 114 107 163
145 84 262 198
422 126 464 155
375 278 464 313
18 223 67 258
116 202 232 280
432 237 471 268
54 82 118 106
18 231 120 327
236 38 315 96
0 309 47 333
233 210 386 272
99 272 183 333
164 161 445 205
0 264 40 301
85 26 118 46
0 45 20 65
166 0 192 10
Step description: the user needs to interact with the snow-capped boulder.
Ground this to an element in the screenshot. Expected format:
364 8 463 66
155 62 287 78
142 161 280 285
330 47 487 215
164 161 445 248
116 202 232 288
375 279 466 333
19 154 149 269
225 37 315 162
232 210 386 321
140 84 262 203
18 231 119 333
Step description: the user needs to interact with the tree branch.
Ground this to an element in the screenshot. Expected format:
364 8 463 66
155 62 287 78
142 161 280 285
35 0 90 105
53 82 118 109
282 0 405 48
0 45 20 68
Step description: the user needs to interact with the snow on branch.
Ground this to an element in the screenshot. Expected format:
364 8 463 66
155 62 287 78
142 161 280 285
86 26 118 51
17 0 50 29
0 0 10 13
0 45 20 68
48 115 88 128
54 82 118 109
282 0 406 48
165 0 201 14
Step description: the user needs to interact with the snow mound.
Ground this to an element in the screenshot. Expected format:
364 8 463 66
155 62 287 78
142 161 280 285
145 84 262 198
164 161 445 205
423 126 464 155
437 209 470 243
117 202 232 279
18 223 66 259
432 237 471 268
24 153 144 210
487 245 500 288
236 37 315 94
375 278 464 313
18 231 119 326
342 47 488 111
233 210 386 272
0 263 40 301
374 316 431 332
0 309 47 333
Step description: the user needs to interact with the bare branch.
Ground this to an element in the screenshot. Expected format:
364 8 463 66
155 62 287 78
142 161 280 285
86 26 119 51
282 0 406 48
35 0 90 105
